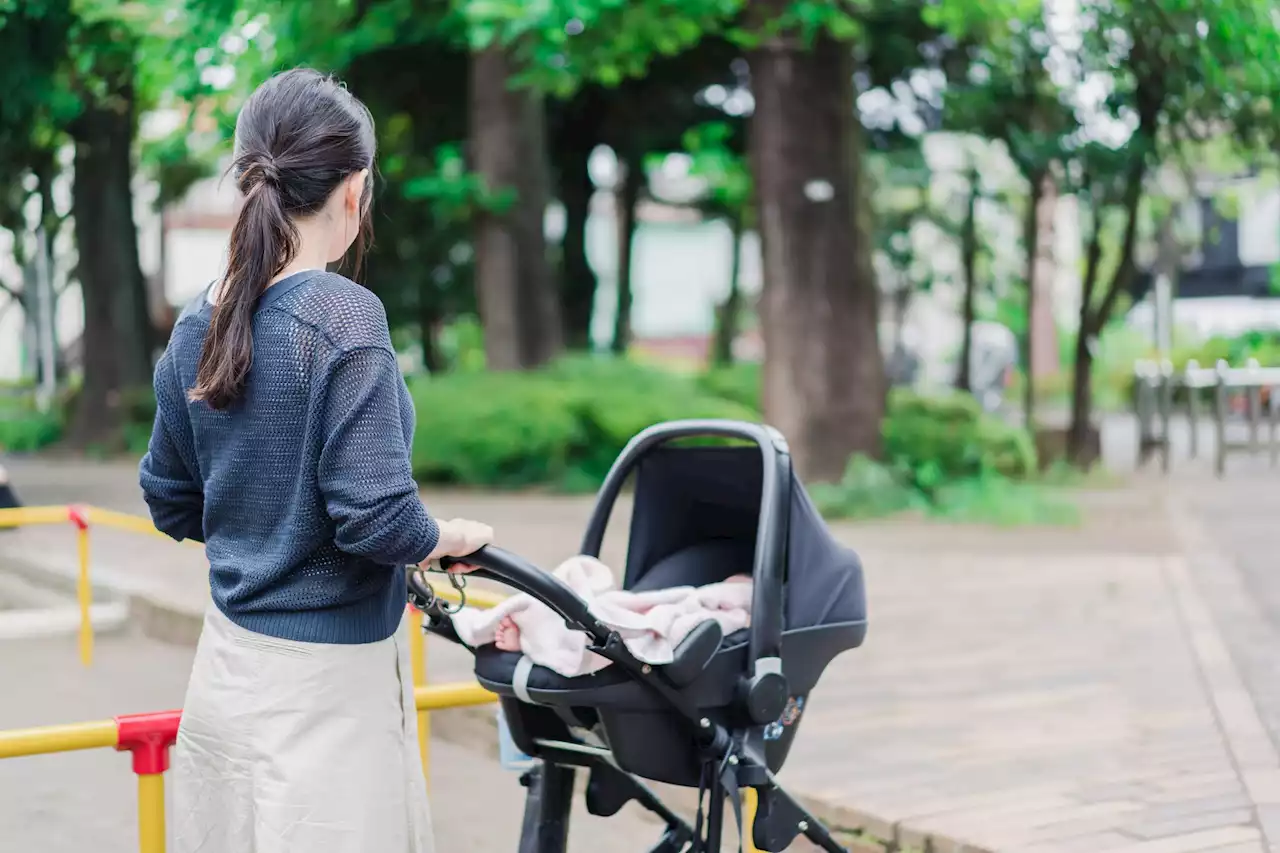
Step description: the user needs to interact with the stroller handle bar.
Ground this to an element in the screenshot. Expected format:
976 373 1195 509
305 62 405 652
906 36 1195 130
437 546 613 645
578 419 792 670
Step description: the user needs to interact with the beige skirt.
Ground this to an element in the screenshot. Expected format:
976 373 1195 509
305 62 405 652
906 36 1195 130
170 606 434 853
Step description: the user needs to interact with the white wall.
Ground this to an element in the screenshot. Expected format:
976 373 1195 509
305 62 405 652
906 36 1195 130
166 228 230 308
0 230 23 382
1236 182 1280 268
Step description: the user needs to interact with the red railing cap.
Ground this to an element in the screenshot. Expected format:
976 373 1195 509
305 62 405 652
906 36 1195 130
66 505 89 531
114 710 182 775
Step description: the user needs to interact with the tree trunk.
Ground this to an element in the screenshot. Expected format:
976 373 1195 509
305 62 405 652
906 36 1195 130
153 207 174 344
1067 326 1094 465
749 27 886 481
419 291 443 374
20 261 39 382
1021 171 1044 429
711 213 744 367
470 45 563 370
610 160 642 355
1067 158 1145 463
955 176 978 393
1025 169 1059 430
67 77 153 448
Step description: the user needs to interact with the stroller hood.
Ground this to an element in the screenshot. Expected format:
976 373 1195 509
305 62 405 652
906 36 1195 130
622 445 866 631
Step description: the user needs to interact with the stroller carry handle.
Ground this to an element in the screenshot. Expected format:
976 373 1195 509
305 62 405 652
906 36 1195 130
579 419 791 671
437 547 613 644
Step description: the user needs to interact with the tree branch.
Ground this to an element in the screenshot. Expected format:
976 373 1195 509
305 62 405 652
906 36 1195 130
1091 155 1147 333
1080 191 1105 323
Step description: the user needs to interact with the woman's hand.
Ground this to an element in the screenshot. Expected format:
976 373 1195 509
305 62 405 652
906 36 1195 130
426 518 494 573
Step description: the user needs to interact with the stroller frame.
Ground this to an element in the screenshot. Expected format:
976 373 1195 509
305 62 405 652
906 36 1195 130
412 421 856 853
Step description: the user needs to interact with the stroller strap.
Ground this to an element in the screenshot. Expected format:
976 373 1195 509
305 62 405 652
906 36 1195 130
692 752 747 853
512 656 535 704
720 754 745 853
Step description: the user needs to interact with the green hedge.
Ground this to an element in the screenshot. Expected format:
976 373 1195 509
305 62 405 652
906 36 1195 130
8 357 1042 520
408 357 757 490
0 394 62 453
700 363 1036 480
882 387 1036 492
409 358 1038 494
0 409 62 453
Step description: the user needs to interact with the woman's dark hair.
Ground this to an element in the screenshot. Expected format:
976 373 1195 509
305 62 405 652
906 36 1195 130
189 68 376 409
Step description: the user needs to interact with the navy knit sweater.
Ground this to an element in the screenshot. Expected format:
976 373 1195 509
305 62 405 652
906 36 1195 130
139 270 440 644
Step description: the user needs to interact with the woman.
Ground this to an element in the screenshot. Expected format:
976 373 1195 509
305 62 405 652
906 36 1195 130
139 68 490 852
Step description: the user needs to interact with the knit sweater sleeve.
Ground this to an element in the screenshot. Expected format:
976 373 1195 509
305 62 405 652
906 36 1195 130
139 351 206 543
316 345 440 566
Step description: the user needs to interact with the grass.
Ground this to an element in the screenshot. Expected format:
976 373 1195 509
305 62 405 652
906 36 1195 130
810 455 1086 527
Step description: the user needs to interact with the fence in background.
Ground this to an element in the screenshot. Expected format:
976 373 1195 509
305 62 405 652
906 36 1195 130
1133 358 1280 476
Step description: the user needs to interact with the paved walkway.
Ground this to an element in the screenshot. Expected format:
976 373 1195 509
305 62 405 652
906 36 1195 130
3 457 1280 853
0 632 697 853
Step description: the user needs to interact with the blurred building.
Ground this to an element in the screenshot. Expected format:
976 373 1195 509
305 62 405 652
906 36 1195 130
1127 181 1280 341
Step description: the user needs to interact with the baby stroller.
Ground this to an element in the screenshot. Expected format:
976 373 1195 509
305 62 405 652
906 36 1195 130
408 420 868 852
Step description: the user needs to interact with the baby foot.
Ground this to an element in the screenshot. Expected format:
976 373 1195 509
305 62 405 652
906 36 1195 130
494 615 521 652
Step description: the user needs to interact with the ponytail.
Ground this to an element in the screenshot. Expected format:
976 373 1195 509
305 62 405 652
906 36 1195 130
188 157 299 410
187 68 377 409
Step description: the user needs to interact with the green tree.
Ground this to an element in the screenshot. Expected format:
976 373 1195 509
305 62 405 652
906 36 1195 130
939 11 1074 425
0 0 201 446
0 0 75 385
1062 0 1280 463
676 119 751 366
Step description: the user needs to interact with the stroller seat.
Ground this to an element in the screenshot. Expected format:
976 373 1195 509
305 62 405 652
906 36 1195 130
471 539 753 706
413 421 868 853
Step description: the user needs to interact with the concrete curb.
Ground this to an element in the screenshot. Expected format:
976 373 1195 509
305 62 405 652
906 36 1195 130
1163 491 1280 852
0 550 131 639
0 538 204 645
0 546 122 604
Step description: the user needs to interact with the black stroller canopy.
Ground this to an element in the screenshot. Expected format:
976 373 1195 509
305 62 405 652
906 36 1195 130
623 444 866 632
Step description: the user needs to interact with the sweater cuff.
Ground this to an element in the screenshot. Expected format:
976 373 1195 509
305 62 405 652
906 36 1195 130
410 514 441 565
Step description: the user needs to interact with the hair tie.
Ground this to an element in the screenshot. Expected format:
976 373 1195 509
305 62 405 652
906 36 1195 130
240 156 280 192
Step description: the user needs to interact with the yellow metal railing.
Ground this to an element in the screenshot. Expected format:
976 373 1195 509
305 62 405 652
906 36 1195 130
0 504 508 668
0 686 502 853
0 503 505 852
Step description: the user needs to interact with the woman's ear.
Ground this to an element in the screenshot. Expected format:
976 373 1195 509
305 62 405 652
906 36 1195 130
346 169 369 214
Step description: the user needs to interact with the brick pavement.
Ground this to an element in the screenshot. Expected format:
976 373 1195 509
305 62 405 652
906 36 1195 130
3 457 1279 852
1167 461 1280 848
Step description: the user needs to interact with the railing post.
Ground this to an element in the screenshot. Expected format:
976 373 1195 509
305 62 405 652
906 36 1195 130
1186 360 1200 459
1134 362 1156 467
408 605 430 788
1247 358 1262 454
137 773 166 853
1215 360 1229 478
67 505 92 667
115 711 181 853
1270 382 1279 469
1159 359 1173 474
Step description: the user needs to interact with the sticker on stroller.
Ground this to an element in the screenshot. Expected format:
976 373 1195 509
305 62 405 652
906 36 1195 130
496 706 534 771
763 696 805 741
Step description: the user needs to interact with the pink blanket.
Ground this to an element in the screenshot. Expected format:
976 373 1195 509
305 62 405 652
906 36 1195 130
450 555 752 677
